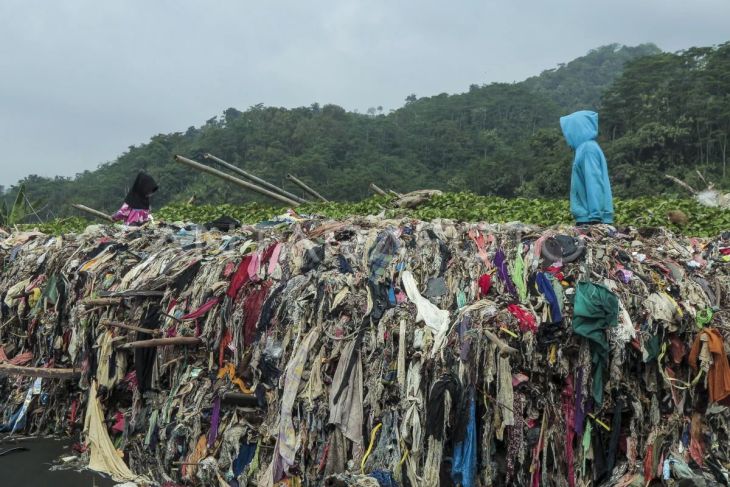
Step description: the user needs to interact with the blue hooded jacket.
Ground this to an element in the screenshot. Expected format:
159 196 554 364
560 110 614 224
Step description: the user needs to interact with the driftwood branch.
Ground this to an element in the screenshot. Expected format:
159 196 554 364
696 170 711 187
72 204 114 222
393 190 443 209
0 363 80 379
483 329 519 357
369 183 388 196
101 320 162 336
286 174 329 202
117 337 202 350
99 290 165 298
665 175 697 195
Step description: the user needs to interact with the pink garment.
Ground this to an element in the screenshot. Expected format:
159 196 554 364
112 411 125 433
8 351 33 366
112 203 152 225
247 253 261 283
268 243 282 275
180 297 220 320
468 230 493 268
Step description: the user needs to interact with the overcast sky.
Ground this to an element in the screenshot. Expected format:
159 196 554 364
1 0 728 187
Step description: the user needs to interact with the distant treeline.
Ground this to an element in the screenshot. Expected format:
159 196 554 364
3 42 729 219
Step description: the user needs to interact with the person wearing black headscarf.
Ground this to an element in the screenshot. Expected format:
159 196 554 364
112 172 158 225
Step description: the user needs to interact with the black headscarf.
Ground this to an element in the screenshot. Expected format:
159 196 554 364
124 172 158 209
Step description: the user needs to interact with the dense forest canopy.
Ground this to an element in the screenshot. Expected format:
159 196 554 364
3 42 729 219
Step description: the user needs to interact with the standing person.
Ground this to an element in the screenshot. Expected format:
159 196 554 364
560 110 614 225
112 172 158 226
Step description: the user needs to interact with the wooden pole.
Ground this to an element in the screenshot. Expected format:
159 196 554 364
286 174 329 202
204 154 308 204
101 320 162 336
369 183 388 196
0 363 80 379
174 155 300 206
117 337 202 350
82 297 123 307
483 329 519 357
72 204 114 223
101 290 165 298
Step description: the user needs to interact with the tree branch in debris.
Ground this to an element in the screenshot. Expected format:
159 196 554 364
0 363 80 379
117 337 202 350
72 204 114 222
483 329 519 357
101 320 162 336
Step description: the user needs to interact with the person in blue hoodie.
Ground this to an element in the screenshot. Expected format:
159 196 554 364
560 110 614 224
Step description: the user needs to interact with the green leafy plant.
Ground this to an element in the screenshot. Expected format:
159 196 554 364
16 194 729 237
0 184 34 227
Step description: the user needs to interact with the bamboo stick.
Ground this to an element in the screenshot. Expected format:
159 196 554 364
72 204 114 222
101 320 162 336
204 154 308 204
286 174 329 202
369 183 388 196
0 363 80 379
117 337 202 350
100 290 164 298
174 155 300 206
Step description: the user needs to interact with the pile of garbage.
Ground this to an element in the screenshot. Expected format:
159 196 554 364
1 216 730 487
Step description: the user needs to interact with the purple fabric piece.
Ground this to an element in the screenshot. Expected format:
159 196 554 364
459 316 472 362
494 249 517 297
208 396 221 448
574 369 585 436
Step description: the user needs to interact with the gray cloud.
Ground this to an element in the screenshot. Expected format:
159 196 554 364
1 0 728 186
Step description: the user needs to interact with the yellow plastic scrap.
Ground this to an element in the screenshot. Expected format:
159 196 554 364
28 287 42 307
548 344 557 365
361 422 383 473
661 292 684 318
217 362 253 394
499 326 519 339
587 413 611 431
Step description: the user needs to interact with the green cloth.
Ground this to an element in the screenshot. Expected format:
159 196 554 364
457 290 467 309
643 335 660 363
509 249 528 303
697 307 714 328
572 282 618 405
42 273 60 304
581 421 593 476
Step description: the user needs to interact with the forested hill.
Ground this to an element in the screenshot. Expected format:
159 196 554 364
5 42 730 218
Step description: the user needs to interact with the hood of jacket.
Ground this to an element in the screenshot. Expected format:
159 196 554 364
560 110 599 149
124 172 158 209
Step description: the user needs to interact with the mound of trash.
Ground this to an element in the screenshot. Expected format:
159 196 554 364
1 217 729 486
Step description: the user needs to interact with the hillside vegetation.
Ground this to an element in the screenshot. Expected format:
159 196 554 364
3 42 730 223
